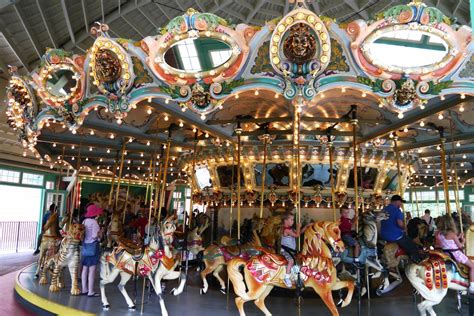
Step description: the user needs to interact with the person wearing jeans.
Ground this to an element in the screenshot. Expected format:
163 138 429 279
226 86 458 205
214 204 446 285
81 204 103 297
380 195 426 264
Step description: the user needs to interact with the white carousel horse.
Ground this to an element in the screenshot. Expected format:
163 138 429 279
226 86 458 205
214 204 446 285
338 210 388 278
100 216 185 316
405 251 470 316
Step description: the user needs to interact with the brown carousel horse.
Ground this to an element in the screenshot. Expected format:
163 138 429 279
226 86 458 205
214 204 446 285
200 215 279 295
35 212 61 280
227 221 354 316
39 223 85 295
100 216 185 316
375 217 429 295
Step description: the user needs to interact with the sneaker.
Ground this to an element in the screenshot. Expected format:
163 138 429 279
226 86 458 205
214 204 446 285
283 275 292 288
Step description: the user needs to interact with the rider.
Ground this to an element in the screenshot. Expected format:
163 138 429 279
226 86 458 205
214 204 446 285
33 203 58 255
281 212 311 288
339 206 360 263
380 195 425 264
436 214 474 293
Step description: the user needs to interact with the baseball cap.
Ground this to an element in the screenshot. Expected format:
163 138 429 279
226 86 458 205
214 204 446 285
391 194 407 203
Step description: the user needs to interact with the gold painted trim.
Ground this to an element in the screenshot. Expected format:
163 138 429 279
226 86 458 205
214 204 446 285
14 264 95 316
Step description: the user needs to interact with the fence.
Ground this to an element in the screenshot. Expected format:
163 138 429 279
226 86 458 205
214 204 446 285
0 221 38 253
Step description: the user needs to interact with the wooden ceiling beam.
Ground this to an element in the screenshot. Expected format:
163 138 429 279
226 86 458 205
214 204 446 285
397 131 474 151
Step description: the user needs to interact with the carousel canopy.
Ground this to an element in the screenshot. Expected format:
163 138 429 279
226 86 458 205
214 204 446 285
0 0 473 205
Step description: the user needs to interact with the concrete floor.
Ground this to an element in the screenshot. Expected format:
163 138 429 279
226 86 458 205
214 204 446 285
16 263 471 316
0 252 36 276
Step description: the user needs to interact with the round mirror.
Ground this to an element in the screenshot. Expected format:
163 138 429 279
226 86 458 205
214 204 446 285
164 37 233 72
362 29 449 72
46 69 77 97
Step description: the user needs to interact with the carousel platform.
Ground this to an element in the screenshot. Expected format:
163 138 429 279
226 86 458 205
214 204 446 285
15 263 470 316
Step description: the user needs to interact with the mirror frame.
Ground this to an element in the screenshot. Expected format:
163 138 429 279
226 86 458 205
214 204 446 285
34 49 85 107
347 2 471 81
143 9 250 86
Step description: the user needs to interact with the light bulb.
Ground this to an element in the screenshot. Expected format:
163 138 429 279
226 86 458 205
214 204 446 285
438 113 444 120
90 130 95 135
89 147 93 151
179 121 184 127
200 114 206 120
110 134 115 139
254 90 259 96
456 142 460 147
398 112 404 119
420 121 425 127
274 93 279 98
164 115 169 121
362 92 367 97
460 105 465 112
235 94 239 99
71 145 75 149
53 143 57 147
107 149 110 153
463 154 467 159
146 141 150 146
461 93 466 99
403 127 408 133
147 108 152 115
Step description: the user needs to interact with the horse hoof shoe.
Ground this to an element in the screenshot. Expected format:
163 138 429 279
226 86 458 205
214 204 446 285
129 306 136 311
219 288 226 295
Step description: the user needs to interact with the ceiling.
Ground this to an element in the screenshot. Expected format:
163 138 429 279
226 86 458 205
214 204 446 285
0 0 472 187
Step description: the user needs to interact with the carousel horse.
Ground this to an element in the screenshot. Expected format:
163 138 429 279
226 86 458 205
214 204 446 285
375 217 429 295
338 210 389 278
405 250 470 316
466 224 474 258
227 221 354 316
39 223 85 294
200 215 273 295
186 214 210 256
100 216 186 315
106 209 123 248
35 212 61 280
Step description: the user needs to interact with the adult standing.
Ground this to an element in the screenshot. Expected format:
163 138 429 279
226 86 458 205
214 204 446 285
380 195 425 263
421 209 436 236
81 204 103 297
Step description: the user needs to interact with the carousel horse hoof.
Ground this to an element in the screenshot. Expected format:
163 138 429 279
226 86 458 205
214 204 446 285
360 287 367 297
128 305 136 311
200 288 206 295
39 277 47 285
103 304 110 310
170 288 176 295
336 298 344 307
219 288 227 295
49 284 59 292
70 288 81 296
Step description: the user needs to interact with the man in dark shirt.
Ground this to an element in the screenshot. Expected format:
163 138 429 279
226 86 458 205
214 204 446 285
33 203 57 255
380 195 425 263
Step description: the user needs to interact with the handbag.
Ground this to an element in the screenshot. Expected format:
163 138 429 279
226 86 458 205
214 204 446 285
82 241 98 257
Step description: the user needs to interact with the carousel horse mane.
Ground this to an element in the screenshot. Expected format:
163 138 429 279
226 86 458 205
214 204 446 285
302 221 341 257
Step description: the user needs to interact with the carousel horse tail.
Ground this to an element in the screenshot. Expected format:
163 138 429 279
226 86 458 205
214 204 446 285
227 258 251 301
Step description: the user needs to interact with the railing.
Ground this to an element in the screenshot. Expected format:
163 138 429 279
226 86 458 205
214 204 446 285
0 221 38 253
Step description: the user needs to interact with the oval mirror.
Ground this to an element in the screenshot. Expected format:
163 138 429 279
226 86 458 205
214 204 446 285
164 37 233 72
362 29 449 72
46 69 77 97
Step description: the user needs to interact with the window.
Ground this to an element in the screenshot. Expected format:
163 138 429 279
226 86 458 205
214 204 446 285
439 190 464 201
210 49 232 67
469 194 474 202
176 38 202 72
22 173 44 186
0 169 20 183
46 181 55 190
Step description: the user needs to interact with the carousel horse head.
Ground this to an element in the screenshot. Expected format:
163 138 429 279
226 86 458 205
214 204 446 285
251 214 266 233
161 215 177 246
303 221 344 255
361 210 389 248
187 215 210 255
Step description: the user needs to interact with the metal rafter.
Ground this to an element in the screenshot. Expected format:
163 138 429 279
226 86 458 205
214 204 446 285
245 0 266 23
418 146 474 158
398 131 474 151
36 0 58 48
61 0 76 45
13 4 41 58
357 95 470 144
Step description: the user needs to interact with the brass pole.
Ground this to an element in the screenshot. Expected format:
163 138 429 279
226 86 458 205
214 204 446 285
329 141 337 221
414 181 420 217
449 116 463 235
235 124 242 242
188 131 199 227
229 145 236 237
359 145 365 213
351 116 359 233
114 143 127 211
439 138 451 215
259 135 269 219
393 137 406 227
108 150 120 205
292 101 302 250
70 144 82 227
434 176 441 215
153 155 163 217
158 136 172 221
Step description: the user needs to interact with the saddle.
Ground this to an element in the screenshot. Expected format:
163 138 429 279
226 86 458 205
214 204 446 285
117 236 143 258
428 250 470 279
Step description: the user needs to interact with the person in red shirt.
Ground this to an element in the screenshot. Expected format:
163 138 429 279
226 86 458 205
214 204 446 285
131 211 148 241
339 206 360 262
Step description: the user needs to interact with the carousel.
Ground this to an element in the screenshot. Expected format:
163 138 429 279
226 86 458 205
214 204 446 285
6 0 474 315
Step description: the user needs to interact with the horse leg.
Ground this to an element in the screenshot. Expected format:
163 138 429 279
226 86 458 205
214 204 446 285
117 272 135 310
200 263 214 294
309 282 340 316
331 279 355 308
213 264 227 294
100 268 120 310
162 269 186 295
235 297 247 316
154 269 169 316
254 285 273 316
